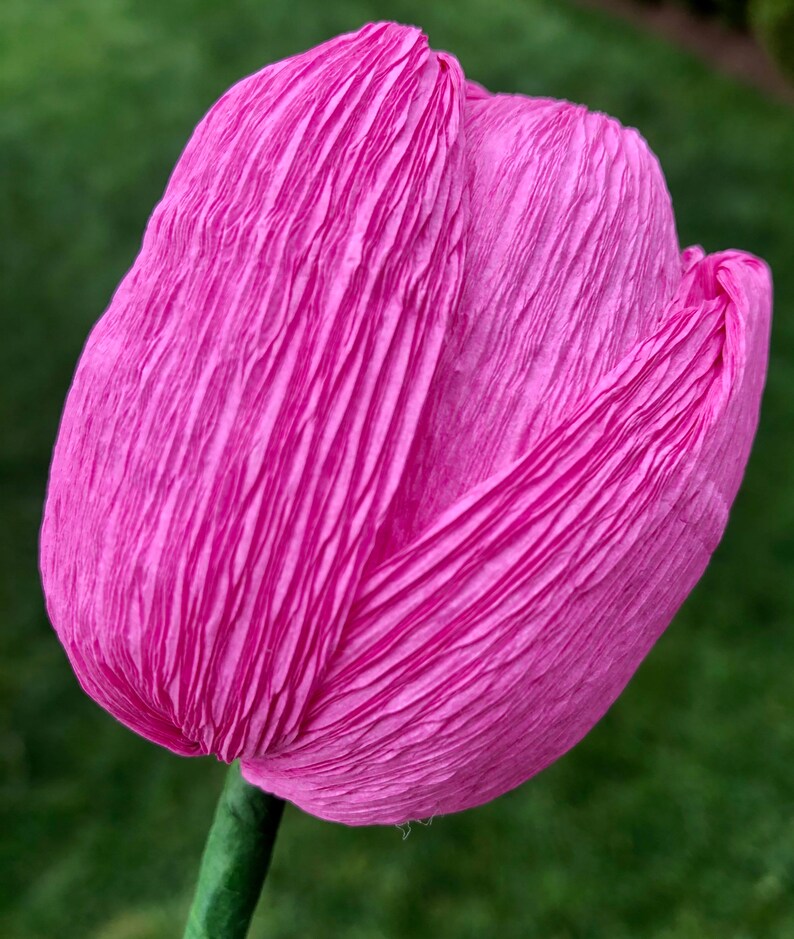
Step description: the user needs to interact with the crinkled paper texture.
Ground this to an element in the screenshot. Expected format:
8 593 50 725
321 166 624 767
40 22 772 825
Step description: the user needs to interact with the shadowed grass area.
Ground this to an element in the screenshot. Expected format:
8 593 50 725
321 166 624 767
1 1 793 937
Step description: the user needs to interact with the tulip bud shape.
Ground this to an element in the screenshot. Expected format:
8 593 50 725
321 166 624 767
40 22 772 825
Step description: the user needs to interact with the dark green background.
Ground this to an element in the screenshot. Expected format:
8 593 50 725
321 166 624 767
2 1 792 936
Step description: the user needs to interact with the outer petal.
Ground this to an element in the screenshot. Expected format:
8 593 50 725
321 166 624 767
40 24 466 761
377 90 682 556
243 251 771 824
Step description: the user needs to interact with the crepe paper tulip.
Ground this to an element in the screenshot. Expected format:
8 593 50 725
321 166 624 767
40 20 771 937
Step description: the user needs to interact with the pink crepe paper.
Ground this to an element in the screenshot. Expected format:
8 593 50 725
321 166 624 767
40 22 772 825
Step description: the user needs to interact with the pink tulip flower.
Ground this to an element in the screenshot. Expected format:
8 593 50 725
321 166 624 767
40 22 772 825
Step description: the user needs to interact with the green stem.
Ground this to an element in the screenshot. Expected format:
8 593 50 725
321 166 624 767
183 762 285 939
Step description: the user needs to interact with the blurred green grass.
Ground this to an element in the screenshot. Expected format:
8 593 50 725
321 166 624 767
1 0 793 937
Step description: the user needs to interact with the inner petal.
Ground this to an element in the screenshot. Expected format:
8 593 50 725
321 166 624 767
374 89 683 560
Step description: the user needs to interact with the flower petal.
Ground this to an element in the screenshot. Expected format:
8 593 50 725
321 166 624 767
242 251 771 824
40 23 467 761
377 91 682 556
